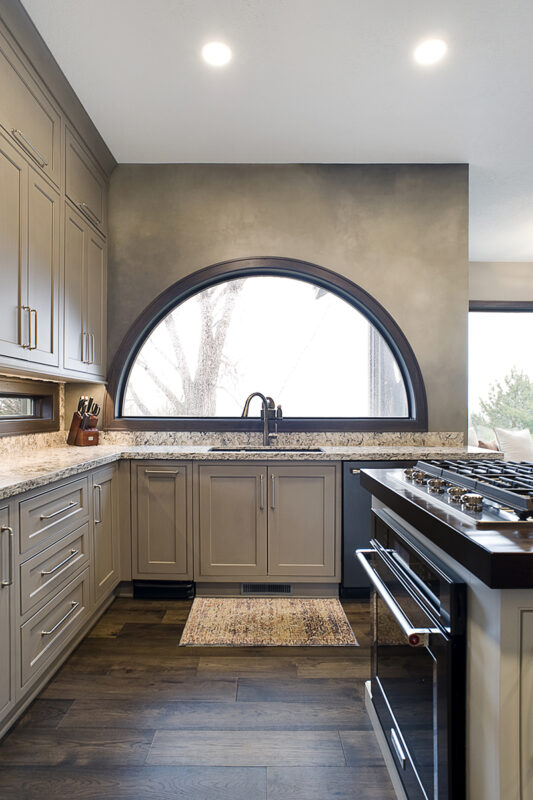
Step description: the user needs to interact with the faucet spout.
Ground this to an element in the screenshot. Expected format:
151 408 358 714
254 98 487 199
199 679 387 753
241 392 275 446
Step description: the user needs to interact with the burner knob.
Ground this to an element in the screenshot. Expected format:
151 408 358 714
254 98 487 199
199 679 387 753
461 493 484 512
413 471 429 484
447 486 468 502
428 478 446 493
404 468 416 480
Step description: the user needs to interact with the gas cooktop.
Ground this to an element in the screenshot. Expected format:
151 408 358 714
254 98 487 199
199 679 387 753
396 459 533 528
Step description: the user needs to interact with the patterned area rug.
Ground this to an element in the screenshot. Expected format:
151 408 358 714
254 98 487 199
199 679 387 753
179 597 358 647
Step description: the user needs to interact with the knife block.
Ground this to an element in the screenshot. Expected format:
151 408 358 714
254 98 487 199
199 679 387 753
74 428 99 446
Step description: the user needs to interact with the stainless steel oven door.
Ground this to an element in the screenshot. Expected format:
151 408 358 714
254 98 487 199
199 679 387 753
357 548 451 800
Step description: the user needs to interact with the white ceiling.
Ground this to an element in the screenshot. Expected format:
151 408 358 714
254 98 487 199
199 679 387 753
21 0 533 262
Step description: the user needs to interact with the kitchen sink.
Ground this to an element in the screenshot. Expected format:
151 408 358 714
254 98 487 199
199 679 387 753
208 446 325 452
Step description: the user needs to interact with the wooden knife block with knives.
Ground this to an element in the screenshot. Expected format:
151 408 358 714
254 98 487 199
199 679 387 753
67 396 100 446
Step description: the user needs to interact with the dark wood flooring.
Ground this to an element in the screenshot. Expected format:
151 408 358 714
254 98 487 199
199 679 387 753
0 598 395 799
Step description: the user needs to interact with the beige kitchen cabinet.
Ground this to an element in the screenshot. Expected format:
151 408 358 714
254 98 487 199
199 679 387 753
91 465 120 605
63 201 107 378
197 463 338 581
0 29 61 187
132 462 193 579
65 127 107 235
198 465 268 577
0 506 15 718
0 130 59 367
267 465 336 577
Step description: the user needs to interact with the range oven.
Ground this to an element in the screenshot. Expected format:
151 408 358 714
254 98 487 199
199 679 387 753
357 508 466 800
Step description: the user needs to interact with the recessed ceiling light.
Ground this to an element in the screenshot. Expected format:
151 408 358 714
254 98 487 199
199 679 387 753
413 39 447 65
201 42 232 67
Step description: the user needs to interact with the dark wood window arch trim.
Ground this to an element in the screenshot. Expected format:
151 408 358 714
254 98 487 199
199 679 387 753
105 257 428 432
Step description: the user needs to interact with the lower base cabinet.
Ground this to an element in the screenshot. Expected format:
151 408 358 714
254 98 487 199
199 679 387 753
91 465 120 604
132 462 193 580
0 506 15 718
197 463 339 582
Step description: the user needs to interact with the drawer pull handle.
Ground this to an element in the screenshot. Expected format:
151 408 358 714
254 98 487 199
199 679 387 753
41 549 80 576
40 501 78 520
41 601 80 636
1 526 14 587
11 128 48 167
78 201 101 226
94 484 102 524
390 728 407 770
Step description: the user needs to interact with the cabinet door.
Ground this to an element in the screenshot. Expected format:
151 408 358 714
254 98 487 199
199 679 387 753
0 131 27 359
134 463 192 578
0 30 61 186
267 465 337 577
85 228 106 377
27 167 59 366
198 465 267 577
92 465 119 605
65 128 106 235
63 204 86 371
0 507 15 717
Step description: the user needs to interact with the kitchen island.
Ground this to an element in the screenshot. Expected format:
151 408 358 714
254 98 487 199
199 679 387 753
361 464 533 800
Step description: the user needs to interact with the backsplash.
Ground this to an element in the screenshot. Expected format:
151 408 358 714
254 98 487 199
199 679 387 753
0 429 464 456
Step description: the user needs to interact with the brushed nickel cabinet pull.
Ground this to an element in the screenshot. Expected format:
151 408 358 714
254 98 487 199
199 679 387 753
41 549 79 576
1 526 14 587
41 601 80 636
260 474 265 510
40 500 77 520
11 128 48 167
78 201 101 226
144 469 180 475
21 305 31 348
271 474 275 509
93 484 102 524
30 308 37 350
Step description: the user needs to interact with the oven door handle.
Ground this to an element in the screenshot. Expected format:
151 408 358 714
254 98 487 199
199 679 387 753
356 549 440 647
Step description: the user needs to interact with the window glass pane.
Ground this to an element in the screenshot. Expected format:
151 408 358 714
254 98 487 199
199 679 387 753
0 397 34 418
123 276 409 418
469 312 533 439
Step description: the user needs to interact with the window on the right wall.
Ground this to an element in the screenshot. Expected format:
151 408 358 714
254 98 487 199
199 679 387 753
469 304 533 442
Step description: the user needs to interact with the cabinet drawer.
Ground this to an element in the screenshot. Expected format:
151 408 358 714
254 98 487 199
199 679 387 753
19 524 90 617
20 568 89 687
19 477 89 555
65 128 106 234
0 31 61 186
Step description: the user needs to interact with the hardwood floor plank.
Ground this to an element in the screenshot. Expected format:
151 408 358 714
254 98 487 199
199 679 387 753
0 728 155 766
0 765 266 800
147 730 346 767
266 766 396 799
60 699 370 731
15 699 74 729
42 675 237 702
236 677 363 704
339 730 390 766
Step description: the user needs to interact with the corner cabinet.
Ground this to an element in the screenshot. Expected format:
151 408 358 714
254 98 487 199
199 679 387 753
132 462 193 580
64 202 107 378
196 463 340 583
91 465 120 604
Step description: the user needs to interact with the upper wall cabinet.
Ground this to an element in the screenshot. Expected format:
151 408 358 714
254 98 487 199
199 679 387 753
64 202 107 378
0 131 59 368
0 30 61 187
65 128 107 236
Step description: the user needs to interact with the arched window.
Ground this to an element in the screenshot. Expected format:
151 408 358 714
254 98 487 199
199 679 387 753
108 258 427 431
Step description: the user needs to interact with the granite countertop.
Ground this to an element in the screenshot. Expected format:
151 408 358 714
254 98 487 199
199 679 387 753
0 444 500 502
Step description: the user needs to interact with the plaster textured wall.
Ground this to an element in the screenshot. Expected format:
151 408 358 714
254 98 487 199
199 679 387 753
108 164 468 432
